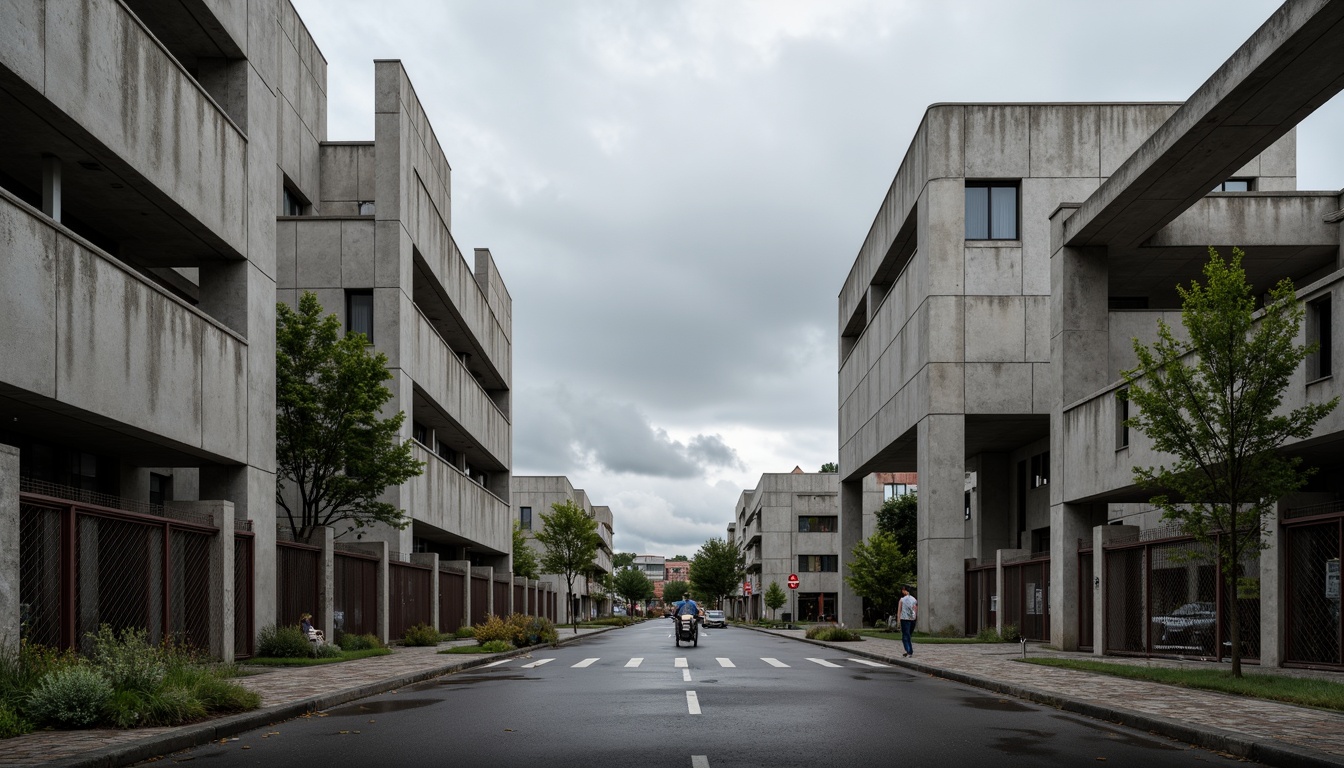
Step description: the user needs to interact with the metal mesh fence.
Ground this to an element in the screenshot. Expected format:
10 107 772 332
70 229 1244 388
438 569 465 633
1222 546 1262 661
1148 539 1217 657
964 565 995 636
75 514 165 649
235 533 254 658
390 562 432 639
168 528 213 650
335 552 378 639
276 542 320 630
18 502 62 647
1285 520 1342 664
1105 547 1146 653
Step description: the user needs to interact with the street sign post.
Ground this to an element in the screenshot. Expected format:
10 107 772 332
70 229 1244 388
787 573 799 589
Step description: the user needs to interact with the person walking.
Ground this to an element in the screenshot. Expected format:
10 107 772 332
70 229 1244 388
898 585 917 657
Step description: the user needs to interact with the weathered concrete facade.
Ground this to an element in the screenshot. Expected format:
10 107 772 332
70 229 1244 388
839 0 1344 666
511 476 614 623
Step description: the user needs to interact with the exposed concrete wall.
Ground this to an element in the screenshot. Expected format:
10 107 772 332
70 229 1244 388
410 445 511 556
0 445 18 650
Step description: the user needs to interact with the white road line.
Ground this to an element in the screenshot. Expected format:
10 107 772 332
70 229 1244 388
520 658 554 668
716 658 734 667
761 657 789 667
625 658 644 668
691 756 710 768
482 660 511 668
848 658 888 668
572 658 599 668
686 691 701 715
674 657 688 668
807 658 842 668
682 668 692 682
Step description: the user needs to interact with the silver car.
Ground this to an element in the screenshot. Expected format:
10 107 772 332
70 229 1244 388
703 609 727 629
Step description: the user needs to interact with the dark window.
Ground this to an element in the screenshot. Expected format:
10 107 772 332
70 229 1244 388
798 555 838 573
1016 460 1027 540
412 422 428 445
1212 178 1253 192
964 490 971 521
1310 295 1332 379
520 506 532 531
1030 451 1051 488
282 186 305 215
965 181 1019 240
436 440 456 464
1108 296 1149 310
797 516 838 533
346 290 374 343
1116 388 1130 449
883 483 912 500
1031 527 1050 555
796 592 838 622
149 473 171 506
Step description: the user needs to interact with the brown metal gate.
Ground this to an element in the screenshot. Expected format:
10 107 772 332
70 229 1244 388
493 577 510 618
964 561 996 636
1001 555 1050 641
470 573 490 625
234 530 254 658
334 549 378 639
438 567 466 633
390 560 433 640
276 540 321 631
1078 547 1094 651
1283 502 1343 666
514 584 524 615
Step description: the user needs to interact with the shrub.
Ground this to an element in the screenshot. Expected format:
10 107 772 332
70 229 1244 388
506 614 558 647
313 643 343 659
974 627 1002 642
339 633 384 652
472 615 513 646
84 626 166 693
805 625 863 642
453 626 476 640
161 665 259 714
26 665 112 729
0 702 31 738
402 623 441 647
256 625 312 658
1001 624 1022 643
477 640 513 653
0 640 78 718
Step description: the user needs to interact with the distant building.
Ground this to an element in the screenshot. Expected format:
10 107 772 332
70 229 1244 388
511 476 615 622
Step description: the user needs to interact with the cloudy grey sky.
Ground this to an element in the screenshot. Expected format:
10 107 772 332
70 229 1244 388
290 0 1344 558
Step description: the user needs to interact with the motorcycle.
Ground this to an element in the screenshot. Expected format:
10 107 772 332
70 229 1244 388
674 612 698 647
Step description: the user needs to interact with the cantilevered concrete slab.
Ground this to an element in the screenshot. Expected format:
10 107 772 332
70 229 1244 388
1064 0 1344 251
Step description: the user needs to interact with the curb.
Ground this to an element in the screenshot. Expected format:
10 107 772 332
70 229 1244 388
42 625 619 768
738 625 1344 768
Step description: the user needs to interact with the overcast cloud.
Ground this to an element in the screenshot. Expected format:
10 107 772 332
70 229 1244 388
291 0 1344 557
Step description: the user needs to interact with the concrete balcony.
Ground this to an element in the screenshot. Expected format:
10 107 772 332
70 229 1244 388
2 0 249 257
409 306 510 466
407 443 511 555
0 191 248 464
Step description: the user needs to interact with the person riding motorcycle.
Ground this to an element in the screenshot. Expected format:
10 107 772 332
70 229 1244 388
672 594 700 620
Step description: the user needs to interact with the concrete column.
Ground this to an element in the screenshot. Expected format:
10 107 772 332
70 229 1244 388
1050 503 1102 650
171 500 235 662
473 566 493 619
41 154 61 222
412 553 440 631
838 478 864 626
0 445 19 650
1260 504 1286 667
917 414 966 634
444 560 471 628
201 466 275 647
318 527 335 642
995 549 1028 635
1049 208 1110 407
1093 524 1140 656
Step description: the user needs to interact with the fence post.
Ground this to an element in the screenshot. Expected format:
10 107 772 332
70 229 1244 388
444 560 471 629
0 445 18 650
318 527 335 643
411 553 439 631
1260 504 1286 667
171 500 235 662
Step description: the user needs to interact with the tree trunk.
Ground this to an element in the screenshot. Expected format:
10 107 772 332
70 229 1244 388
1227 546 1242 678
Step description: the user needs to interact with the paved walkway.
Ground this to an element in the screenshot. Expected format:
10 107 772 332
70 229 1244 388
764 628 1344 768
5 625 1344 767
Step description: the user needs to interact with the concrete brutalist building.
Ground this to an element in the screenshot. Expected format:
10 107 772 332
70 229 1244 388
511 476 614 623
0 1 514 657
838 0 1344 667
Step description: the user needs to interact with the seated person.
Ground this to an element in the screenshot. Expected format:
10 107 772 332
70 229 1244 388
300 612 324 644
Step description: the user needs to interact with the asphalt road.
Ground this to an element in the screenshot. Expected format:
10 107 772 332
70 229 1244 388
161 623 1259 767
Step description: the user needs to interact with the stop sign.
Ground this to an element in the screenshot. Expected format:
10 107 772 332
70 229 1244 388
744 581 752 595
787 573 799 589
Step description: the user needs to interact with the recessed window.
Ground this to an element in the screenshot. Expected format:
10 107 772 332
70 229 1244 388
883 482 914 500
1211 178 1253 192
358 201 375 216
520 506 532 530
413 422 428 445
149 473 171 506
1310 295 1333 380
965 181 1019 240
346 290 374 343
1116 388 1130 449
1030 451 1050 488
797 516 838 533
798 555 838 573
282 186 305 216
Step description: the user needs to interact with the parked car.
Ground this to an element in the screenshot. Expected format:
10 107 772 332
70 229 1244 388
703 609 726 628
612 606 627 617
1151 601 1216 652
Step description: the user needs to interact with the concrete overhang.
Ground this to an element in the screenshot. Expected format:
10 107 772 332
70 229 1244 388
1063 0 1344 251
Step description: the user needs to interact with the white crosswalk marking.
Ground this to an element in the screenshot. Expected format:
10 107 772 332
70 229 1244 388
674 657 688 668
686 691 701 715
807 658 842 668
572 658 599 668
761 657 789 667
682 668 692 682
625 658 643 668
482 660 510 668
691 757 710 768
848 658 888 668
716 658 734 667
521 658 554 668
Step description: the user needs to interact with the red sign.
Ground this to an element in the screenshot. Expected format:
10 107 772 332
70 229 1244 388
787 573 800 589
744 581 752 595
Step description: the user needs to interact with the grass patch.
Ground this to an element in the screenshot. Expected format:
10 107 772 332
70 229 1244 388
439 645 496 655
244 648 391 667
1022 658 1344 711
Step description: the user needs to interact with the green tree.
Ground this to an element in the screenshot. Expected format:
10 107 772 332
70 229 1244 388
613 568 654 612
275 292 424 543
660 579 690 606
819 462 838 473
1123 247 1338 677
876 491 918 561
612 552 637 569
763 581 788 620
668 555 689 562
535 500 602 633
689 538 746 609
844 532 914 622
511 522 540 580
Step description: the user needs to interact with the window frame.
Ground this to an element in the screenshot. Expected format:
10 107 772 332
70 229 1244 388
964 180 1020 241
519 506 532 531
346 289 374 344
1309 294 1333 381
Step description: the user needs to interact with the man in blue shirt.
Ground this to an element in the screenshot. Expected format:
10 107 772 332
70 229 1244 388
673 593 700 619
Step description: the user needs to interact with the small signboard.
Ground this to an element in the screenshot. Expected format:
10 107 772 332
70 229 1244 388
744 581 752 596
1327 559 1340 600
